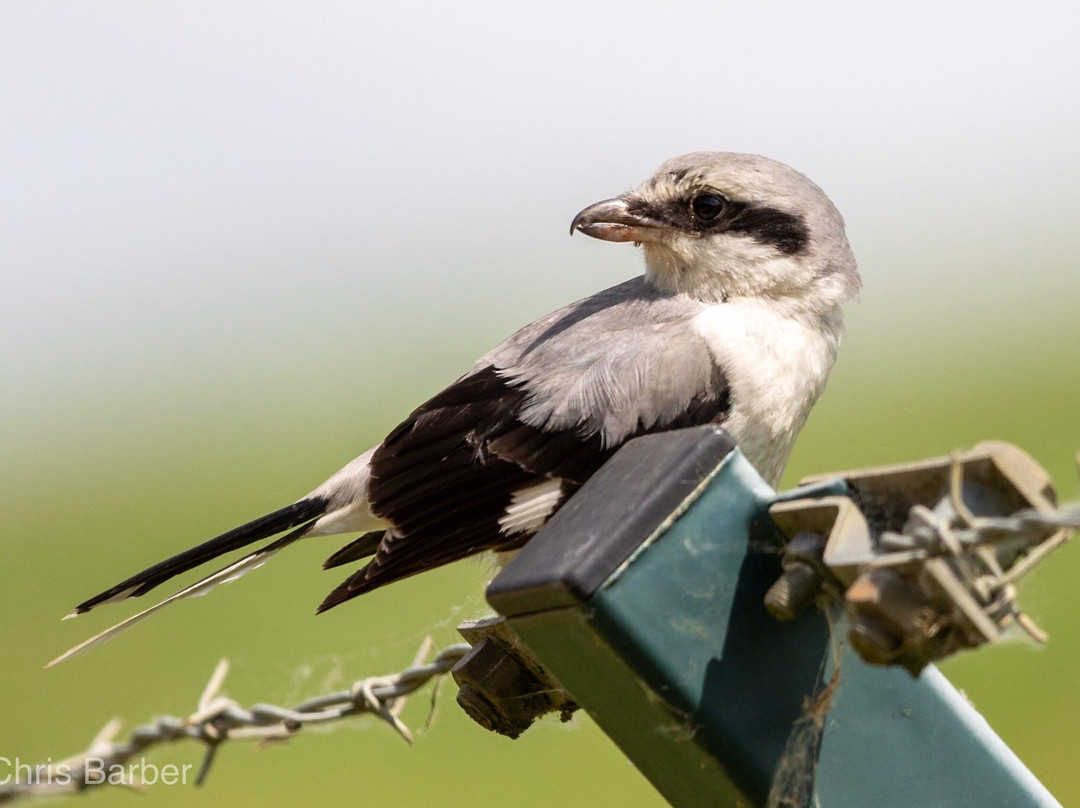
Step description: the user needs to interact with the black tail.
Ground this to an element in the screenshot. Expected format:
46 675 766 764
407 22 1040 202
322 531 384 570
71 496 329 616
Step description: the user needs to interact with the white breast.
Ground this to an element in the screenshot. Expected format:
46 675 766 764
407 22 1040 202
692 299 842 486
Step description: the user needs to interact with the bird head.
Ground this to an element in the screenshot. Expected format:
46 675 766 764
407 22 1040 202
571 152 860 313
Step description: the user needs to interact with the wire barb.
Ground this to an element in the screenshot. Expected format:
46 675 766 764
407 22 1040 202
850 477 1077 672
0 640 470 804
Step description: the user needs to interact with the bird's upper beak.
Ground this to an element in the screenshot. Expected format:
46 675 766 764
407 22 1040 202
570 196 670 243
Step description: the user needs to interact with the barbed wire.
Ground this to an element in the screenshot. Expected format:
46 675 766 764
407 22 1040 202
7 454 1077 803
874 453 1078 643
807 451 1079 673
0 639 471 804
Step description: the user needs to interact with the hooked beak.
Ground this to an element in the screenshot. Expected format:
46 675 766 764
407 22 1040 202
570 197 670 243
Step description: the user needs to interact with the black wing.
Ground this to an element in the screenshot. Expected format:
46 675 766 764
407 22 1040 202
317 364 729 610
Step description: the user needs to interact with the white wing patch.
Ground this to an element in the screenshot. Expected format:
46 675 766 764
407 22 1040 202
498 479 565 536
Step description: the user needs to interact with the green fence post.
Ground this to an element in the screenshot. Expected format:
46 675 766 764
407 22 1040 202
486 425 1061 808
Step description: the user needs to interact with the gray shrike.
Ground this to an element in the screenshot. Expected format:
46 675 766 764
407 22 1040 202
58 152 860 662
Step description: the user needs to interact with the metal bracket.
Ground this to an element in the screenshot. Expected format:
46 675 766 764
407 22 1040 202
768 441 1070 674
452 615 577 738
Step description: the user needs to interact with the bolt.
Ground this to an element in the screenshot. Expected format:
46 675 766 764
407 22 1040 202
848 614 902 666
455 684 523 739
765 561 822 621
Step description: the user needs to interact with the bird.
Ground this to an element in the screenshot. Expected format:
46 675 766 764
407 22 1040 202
54 151 860 663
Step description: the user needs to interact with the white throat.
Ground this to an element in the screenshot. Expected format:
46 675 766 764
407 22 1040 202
690 295 845 486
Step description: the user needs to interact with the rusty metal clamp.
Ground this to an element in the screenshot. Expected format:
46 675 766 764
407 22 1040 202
766 442 1074 674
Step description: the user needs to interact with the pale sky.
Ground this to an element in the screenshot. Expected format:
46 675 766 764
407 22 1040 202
3 2 1079 433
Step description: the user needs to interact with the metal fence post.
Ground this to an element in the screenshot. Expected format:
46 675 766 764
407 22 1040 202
485 425 1061 808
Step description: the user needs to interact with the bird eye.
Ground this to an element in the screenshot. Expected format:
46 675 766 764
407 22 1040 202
691 193 727 221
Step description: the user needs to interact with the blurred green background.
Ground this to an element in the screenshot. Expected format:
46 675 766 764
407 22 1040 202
3 3 1078 806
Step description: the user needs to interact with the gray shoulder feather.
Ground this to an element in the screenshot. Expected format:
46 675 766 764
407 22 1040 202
479 278 726 446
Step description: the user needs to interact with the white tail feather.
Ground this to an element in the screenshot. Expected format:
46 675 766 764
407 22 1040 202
48 542 290 668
